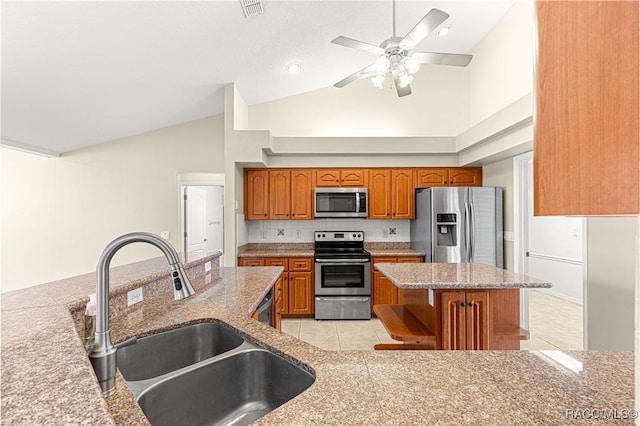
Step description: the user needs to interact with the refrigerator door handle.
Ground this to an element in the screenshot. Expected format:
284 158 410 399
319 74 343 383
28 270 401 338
469 201 475 262
464 202 470 262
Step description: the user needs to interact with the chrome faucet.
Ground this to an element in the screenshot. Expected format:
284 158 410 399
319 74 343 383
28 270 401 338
88 232 195 397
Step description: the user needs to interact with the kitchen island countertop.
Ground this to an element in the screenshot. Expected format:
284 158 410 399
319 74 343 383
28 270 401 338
1 257 632 425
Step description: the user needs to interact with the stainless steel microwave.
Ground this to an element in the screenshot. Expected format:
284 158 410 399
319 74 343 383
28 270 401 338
314 188 368 218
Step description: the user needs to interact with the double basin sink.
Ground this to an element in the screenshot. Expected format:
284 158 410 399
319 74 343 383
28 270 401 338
116 322 315 425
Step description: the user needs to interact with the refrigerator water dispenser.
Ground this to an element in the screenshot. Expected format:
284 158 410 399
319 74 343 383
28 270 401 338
436 213 457 246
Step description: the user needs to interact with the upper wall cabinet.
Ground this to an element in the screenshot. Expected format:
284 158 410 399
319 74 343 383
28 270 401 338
534 1 639 215
315 169 367 187
415 167 482 188
368 169 414 219
245 169 313 220
245 170 269 220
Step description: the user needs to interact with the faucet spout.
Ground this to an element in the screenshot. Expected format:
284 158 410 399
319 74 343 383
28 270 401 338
88 232 195 397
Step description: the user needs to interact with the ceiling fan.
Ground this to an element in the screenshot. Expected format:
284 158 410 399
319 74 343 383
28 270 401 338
331 1 473 97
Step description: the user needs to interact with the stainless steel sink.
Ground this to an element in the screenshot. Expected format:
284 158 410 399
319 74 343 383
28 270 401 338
116 322 244 381
136 348 315 426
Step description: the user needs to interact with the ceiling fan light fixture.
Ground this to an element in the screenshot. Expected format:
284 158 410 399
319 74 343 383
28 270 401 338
375 56 391 74
398 73 413 88
372 74 386 89
404 55 421 75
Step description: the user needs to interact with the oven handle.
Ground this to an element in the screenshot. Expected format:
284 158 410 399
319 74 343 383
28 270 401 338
315 297 370 302
315 258 370 263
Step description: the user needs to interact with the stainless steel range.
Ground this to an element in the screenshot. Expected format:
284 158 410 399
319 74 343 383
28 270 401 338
314 231 371 320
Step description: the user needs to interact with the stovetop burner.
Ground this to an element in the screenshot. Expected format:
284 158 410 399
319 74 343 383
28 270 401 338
314 231 370 260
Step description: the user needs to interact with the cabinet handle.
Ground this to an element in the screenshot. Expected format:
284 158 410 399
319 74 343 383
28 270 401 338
468 302 474 307
460 302 466 307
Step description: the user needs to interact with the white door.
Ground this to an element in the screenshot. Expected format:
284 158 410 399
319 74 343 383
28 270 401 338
185 187 208 259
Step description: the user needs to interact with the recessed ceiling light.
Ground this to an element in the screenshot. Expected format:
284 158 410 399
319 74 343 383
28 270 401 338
285 62 301 74
438 26 451 36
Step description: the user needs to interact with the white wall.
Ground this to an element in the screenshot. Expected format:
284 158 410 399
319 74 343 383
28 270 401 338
468 1 534 126
586 217 637 351
482 158 514 271
1 115 224 292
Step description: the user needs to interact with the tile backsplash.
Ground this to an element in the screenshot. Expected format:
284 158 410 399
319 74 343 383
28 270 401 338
246 219 410 243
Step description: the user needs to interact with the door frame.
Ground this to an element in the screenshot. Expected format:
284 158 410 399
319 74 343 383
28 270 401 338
178 173 225 263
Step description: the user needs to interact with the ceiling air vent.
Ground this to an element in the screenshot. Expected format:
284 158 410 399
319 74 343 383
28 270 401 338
240 0 264 18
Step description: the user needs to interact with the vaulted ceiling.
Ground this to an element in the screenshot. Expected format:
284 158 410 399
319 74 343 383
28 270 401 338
1 1 514 155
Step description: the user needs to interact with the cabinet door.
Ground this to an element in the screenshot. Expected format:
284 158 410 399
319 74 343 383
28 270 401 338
465 292 489 350
290 169 313 220
269 170 290 220
340 169 367 187
391 169 414 219
288 272 313 315
368 169 391 219
244 170 269 220
441 292 466 350
314 170 341 187
534 1 639 215
373 271 398 306
238 258 265 267
272 276 284 330
415 168 448 187
449 168 482 187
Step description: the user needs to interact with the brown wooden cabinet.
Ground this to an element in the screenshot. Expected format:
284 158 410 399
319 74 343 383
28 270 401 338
534 1 639 215
245 169 312 220
440 291 489 350
271 276 284 331
372 256 422 313
415 167 482 188
240 256 314 317
315 169 367 187
244 170 269 220
368 169 414 219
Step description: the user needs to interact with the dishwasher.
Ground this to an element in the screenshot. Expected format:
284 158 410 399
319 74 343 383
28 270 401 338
256 289 273 326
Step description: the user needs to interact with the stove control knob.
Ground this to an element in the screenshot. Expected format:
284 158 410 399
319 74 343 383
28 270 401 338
357 233 362 238
352 233 356 238
322 233 326 238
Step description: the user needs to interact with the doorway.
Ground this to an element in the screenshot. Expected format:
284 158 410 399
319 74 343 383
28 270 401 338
179 174 224 264
514 151 585 350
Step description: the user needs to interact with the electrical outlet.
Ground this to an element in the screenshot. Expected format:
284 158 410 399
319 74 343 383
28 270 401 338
204 261 212 272
127 288 143 306
383 229 389 238
296 229 302 239
260 229 266 240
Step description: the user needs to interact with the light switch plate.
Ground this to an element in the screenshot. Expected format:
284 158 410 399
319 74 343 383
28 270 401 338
204 261 212 272
127 288 143 306
160 230 170 240
504 231 514 242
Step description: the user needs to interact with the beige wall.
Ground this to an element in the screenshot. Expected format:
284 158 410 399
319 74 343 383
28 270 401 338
249 65 470 137
482 158 514 271
468 1 534 126
586 217 638 350
2 115 224 292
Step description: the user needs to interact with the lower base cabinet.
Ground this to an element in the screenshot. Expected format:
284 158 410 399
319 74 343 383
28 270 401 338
239 256 314 318
440 291 489 350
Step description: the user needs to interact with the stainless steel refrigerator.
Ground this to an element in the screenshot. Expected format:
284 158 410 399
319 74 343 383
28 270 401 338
410 187 503 267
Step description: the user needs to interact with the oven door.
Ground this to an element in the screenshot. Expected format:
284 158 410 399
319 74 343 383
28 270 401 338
314 259 371 296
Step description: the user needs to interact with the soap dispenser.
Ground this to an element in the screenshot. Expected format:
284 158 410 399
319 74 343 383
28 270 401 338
84 293 96 351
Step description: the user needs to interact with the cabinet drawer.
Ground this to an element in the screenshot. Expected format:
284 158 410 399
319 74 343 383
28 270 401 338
238 258 265 267
372 257 398 264
397 256 422 263
289 258 312 271
265 258 289 271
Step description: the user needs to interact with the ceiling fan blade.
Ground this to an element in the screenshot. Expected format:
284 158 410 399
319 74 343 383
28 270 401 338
334 63 378 88
331 36 385 56
392 70 411 97
401 8 449 50
413 52 473 67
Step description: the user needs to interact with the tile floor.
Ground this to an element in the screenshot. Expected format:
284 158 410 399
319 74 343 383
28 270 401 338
281 290 584 351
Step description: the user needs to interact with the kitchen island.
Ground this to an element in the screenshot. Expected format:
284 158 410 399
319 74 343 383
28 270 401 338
1 256 633 425
374 262 552 350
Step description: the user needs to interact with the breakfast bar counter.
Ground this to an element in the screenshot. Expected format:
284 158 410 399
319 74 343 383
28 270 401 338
1 256 633 425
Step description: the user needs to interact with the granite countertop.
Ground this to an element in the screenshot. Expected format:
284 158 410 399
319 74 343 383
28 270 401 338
2 257 632 425
375 262 552 289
